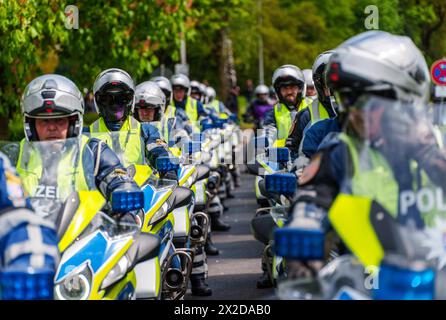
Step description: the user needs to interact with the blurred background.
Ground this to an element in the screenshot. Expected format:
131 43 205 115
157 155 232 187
1 0 445 139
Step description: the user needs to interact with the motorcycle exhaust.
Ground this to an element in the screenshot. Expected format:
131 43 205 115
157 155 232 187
162 248 194 300
165 268 184 289
190 212 210 245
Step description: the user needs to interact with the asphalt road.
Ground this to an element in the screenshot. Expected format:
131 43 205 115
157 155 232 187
186 171 276 300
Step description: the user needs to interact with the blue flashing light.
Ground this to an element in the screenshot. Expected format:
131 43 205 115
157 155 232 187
372 263 435 300
111 190 144 212
274 227 325 261
155 156 180 174
0 269 54 300
266 147 290 163
265 173 296 196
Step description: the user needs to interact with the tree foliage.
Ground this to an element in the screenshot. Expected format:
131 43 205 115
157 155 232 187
0 0 445 139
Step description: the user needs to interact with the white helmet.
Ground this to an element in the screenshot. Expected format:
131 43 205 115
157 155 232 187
134 81 166 122
254 84 269 96
302 69 314 87
151 76 172 105
171 74 191 92
206 86 217 103
327 31 430 109
21 74 84 141
272 64 306 107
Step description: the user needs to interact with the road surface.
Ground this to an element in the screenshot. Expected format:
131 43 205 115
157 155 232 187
186 172 276 300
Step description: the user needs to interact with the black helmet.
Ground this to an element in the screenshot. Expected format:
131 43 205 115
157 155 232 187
312 51 335 106
93 68 135 123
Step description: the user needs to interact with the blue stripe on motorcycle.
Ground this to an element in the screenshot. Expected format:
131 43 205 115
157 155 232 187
117 282 135 300
155 220 174 258
141 184 170 212
56 231 124 282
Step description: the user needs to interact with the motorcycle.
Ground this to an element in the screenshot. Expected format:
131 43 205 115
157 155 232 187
248 146 297 287
88 131 196 300
1 137 161 300
274 96 446 300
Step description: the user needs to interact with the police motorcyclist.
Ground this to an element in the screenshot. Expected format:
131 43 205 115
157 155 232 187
205 86 234 122
244 84 274 130
286 51 338 161
0 152 59 300
134 81 192 148
151 76 173 106
88 69 176 179
19 74 140 204
151 75 192 138
190 80 205 104
134 80 214 296
284 31 446 277
170 74 209 131
263 65 307 147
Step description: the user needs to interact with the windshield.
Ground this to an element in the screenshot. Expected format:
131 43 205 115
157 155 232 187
1 137 96 223
336 95 446 269
145 175 178 190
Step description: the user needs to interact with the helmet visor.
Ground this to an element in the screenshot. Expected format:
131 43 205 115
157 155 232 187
96 91 133 121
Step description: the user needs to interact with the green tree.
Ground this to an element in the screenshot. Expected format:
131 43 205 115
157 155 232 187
0 0 67 139
59 0 192 91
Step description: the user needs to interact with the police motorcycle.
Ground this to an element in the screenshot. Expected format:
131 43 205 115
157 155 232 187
274 97 446 300
200 117 239 210
0 137 164 300
175 138 212 248
247 140 298 287
84 131 195 300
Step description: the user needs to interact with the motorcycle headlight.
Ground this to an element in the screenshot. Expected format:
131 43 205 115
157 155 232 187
149 202 169 225
100 255 130 290
54 263 92 300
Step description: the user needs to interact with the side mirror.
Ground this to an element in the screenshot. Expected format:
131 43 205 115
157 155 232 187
266 147 289 163
111 189 144 213
195 164 210 182
169 187 193 212
264 173 296 197
155 156 180 174
130 233 161 264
